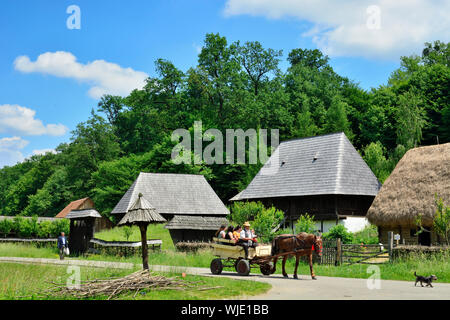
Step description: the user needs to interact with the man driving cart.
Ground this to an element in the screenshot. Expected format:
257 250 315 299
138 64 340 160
238 221 258 259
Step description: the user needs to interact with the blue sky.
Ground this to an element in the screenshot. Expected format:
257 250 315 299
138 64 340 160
1 0 448 168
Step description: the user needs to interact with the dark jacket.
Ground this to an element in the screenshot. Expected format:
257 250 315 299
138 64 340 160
57 236 68 249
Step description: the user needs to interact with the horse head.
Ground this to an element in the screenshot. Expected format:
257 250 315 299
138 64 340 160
313 235 323 256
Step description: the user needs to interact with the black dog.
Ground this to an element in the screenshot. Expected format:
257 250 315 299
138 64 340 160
414 272 437 288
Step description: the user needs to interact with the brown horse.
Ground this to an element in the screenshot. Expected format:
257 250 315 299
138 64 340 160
271 232 322 279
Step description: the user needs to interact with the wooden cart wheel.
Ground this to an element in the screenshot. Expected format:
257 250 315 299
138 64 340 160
210 258 223 275
236 259 251 276
260 262 273 276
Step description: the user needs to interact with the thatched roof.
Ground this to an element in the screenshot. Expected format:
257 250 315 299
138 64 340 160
231 132 381 201
165 215 229 231
111 173 229 216
118 193 166 226
66 209 102 219
367 143 450 227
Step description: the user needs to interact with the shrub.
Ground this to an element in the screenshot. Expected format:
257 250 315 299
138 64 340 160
18 219 34 238
12 216 24 234
230 201 266 225
434 195 450 245
323 224 353 244
352 224 379 244
0 219 13 237
121 226 133 241
252 206 284 243
294 213 316 234
37 221 53 238
50 219 70 237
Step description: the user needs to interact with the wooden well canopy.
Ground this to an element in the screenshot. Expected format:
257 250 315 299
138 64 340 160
118 193 166 270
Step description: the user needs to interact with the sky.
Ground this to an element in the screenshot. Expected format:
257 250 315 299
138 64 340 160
0 0 448 168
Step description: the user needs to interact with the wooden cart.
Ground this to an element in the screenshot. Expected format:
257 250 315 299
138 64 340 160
210 237 273 276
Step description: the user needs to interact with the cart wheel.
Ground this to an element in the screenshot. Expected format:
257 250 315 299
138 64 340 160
234 258 242 272
210 258 223 275
236 259 251 276
260 262 273 276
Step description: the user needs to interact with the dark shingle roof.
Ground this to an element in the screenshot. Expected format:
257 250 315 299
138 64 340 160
118 194 166 225
165 215 229 230
66 209 102 219
111 173 229 216
231 132 381 201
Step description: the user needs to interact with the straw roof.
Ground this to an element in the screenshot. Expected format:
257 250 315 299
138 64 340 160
118 193 166 226
367 143 450 227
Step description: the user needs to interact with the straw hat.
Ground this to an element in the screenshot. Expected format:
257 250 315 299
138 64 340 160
243 221 251 227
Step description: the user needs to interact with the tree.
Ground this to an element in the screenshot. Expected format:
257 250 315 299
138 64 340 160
362 141 390 183
294 214 316 234
434 195 450 245
323 97 354 140
396 90 426 149
233 41 282 95
288 48 329 69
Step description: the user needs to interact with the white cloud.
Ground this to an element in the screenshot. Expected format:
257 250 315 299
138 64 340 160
0 137 29 168
0 104 68 136
14 51 149 99
32 148 57 156
224 0 450 60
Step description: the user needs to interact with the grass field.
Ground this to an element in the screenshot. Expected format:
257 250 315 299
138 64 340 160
0 263 271 300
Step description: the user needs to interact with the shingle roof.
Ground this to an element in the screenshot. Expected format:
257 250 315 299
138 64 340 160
55 198 92 218
111 173 229 216
66 209 102 219
231 132 381 201
165 215 229 230
118 193 166 225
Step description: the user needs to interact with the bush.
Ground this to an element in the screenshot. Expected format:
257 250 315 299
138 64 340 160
12 216 24 234
121 226 133 241
352 224 379 244
252 206 284 243
323 224 353 244
37 221 53 238
230 201 266 225
0 219 13 237
294 213 316 234
18 219 34 238
50 219 70 237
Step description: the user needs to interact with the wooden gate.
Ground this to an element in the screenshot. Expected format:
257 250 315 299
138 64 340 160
318 239 338 265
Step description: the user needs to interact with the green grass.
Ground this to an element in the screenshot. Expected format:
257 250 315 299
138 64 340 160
1 243 449 283
94 224 174 250
0 263 270 300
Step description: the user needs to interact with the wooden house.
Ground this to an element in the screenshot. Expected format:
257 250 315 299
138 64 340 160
56 197 113 232
367 143 450 246
231 132 381 232
111 173 230 243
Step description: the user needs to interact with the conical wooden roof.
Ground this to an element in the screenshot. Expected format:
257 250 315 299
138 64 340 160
118 193 166 226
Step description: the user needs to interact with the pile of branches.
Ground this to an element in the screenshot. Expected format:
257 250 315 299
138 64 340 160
42 269 220 300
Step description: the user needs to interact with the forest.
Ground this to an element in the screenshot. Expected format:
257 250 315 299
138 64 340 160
0 34 448 222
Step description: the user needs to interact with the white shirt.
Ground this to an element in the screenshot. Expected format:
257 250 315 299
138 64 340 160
219 230 226 238
240 229 255 239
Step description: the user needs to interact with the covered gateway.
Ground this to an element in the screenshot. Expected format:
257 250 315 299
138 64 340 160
231 132 381 232
111 173 230 243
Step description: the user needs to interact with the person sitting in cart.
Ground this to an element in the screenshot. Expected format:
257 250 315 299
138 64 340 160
225 225 237 243
238 221 259 259
233 225 241 241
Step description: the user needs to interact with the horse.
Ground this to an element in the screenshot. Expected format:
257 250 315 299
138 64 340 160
271 232 322 280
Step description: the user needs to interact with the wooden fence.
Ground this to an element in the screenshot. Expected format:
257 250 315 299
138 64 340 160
318 232 394 266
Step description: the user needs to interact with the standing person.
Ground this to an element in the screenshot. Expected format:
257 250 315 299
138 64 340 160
239 222 259 259
57 232 68 260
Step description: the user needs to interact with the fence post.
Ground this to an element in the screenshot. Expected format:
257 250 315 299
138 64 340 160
335 238 342 266
387 231 393 263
